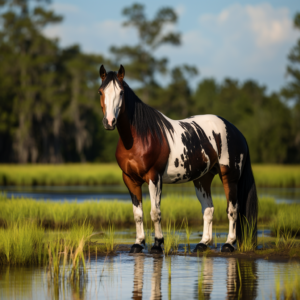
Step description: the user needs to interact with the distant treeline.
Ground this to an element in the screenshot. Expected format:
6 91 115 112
0 1 299 163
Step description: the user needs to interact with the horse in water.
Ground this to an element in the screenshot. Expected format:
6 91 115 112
98 65 258 254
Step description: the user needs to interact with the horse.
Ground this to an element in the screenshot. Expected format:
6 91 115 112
98 64 258 254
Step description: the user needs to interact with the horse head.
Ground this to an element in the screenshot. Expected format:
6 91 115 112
98 64 125 130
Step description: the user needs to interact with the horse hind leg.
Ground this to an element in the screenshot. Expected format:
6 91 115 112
220 165 239 252
149 174 164 254
193 172 215 253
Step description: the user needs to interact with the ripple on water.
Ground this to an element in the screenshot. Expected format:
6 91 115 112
0 255 299 300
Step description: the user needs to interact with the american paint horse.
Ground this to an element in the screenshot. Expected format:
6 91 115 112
98 65 258 254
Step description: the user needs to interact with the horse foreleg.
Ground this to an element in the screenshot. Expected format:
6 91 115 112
149 175 164 254
123 172 145 253
193 172 215 252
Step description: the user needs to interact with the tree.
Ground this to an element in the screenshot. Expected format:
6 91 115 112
110 3 181 103
282 13 300 162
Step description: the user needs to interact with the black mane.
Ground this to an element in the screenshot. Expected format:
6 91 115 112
122 81 174 145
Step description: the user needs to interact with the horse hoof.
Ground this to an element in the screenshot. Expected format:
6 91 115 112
129 244 144 253
193 243 208 253
221 243 235 253
150 245 163 254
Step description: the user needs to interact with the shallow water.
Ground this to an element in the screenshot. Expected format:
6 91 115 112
1 253 299 300
1 185 300 203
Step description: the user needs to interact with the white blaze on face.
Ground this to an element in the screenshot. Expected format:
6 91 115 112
104 81 122 126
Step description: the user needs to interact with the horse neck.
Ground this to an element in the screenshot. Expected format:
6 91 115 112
117 109 134 150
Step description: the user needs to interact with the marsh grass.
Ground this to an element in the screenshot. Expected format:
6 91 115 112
272 204 300 238
0 220 93 266
0 164 122 186
1 164 300 187
96 224 117 253
0 194 283 229
0 220 44 265
164 221 181 255
237 217 256 252
183 219 192 254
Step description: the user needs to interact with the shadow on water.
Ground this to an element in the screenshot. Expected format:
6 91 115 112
1 254 299 299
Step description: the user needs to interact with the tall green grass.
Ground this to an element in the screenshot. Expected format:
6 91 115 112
0 194 296 231
1 164 300 187
0 163 122 186
0 220 94 266
272 204 300 237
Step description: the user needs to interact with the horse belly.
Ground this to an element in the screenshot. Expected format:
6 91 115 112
161 116 220 184
162 141 211 184
162 160 208 184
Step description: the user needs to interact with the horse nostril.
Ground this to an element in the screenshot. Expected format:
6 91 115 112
112 118 116 126
102 118 108 126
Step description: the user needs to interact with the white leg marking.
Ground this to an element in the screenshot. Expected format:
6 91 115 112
133 202 145 244
149 178 163 239
195 186 214 245
225 202 238 245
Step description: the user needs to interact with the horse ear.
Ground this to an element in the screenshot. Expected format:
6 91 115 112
99 65 107 81
117 64 125 81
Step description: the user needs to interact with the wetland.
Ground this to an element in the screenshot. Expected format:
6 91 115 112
0 182 300 299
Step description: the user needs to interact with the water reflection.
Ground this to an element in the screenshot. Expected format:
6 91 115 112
132 255 145 300
131 255 258 300
1 255 299 299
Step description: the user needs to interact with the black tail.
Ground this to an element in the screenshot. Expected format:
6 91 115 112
236 149 258 244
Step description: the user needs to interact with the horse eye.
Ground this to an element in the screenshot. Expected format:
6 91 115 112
98 91 102 96
120 91 124 96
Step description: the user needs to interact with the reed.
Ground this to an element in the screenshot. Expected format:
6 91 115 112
1 163 300 187
183 219 192 253
1 194 300 236
97 224 117 253
0 221 93 266
271 204 300 237
237 217 256 252
0 164 122 186
163 221 181 255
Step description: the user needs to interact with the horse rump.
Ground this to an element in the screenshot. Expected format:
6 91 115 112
236 149 258 246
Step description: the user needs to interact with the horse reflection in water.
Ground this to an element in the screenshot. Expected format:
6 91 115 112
132 255 163 300
131 256 257 300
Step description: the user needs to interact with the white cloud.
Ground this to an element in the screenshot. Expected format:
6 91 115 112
50 3 79 14
158 3 299 92
175 4 186 17
44 18 135 54
43 2 299 92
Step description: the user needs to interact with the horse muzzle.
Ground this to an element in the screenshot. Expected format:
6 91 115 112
102 117 116 130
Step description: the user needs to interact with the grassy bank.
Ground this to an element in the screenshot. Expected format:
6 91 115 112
0 163 300 187
1 194 299 235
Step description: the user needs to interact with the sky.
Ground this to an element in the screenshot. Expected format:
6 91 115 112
44 0 300 93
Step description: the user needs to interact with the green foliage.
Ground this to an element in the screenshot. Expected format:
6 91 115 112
0 1 299 163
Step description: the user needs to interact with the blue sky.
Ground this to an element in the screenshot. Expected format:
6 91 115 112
44 0 300 92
